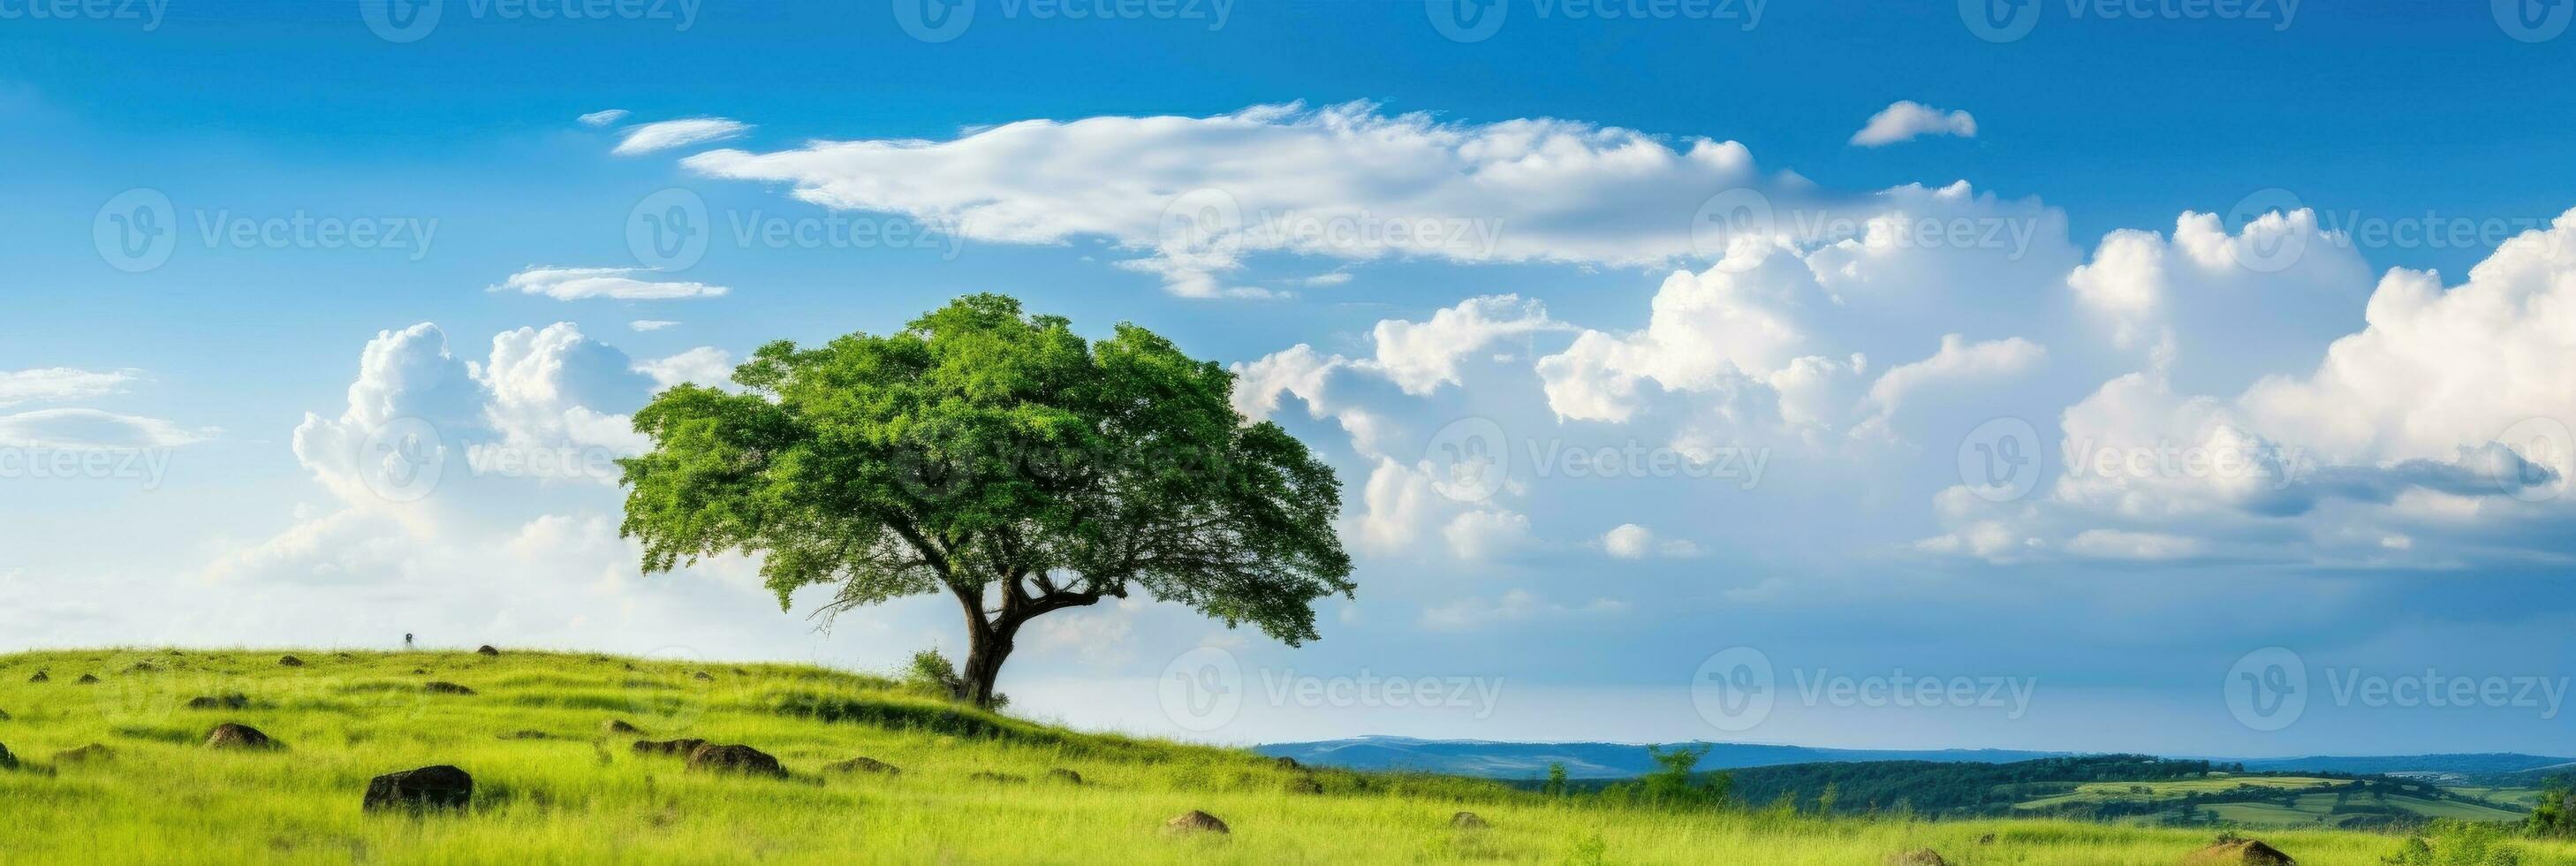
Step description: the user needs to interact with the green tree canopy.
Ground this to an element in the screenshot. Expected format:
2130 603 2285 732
617 293 1355 705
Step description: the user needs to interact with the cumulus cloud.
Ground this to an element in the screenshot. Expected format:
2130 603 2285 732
1362 294 1565 396
0 368 138 407
635 346 735 390
612 117 751 156
1601 523 1700 558
1849 101 1977 147
681 102 1795 297
1863 333 2046 419
494 266 730 300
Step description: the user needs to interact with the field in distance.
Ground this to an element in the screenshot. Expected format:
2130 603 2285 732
2 648 2570 864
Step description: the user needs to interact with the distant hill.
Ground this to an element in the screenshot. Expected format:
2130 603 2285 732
1256 737 2576 785
1253 736 2070 779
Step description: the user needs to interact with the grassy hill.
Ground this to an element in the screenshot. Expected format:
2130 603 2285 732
2 648 2570 864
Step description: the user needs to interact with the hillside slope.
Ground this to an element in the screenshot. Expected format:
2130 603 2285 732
0 649 2557 864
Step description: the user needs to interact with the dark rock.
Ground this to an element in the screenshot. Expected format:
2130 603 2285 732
54 743 115 764
1451 811 1488 829
1044 768 1084 785
422 681 477 695
692 671 715 681
0 742 16 770
1286 776 1323 794
1164 810 1229 834
686 743 788 779
206 723 283 750
26 672 46 683
476 646 500 657
496 730 550 741
186 694 250 710
1978 832 1997 845
632 738 707 757
363 765 474 813
602 719 644 736
969 771 1027 783
1272 756 1302 770
278 655 306 667
75 673 100 685
125 661 163 673
1886 850 1948 866
822 756 901 776
412 668 428 675
2183 839 2294 865
0 708 11 721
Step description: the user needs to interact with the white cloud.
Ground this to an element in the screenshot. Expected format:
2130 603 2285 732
1363 294 1565 396
1443 510 1533 560
494 266 730 300
1864 333 2046 418
1849 101 1977 147
0 408 213 450
613 117 751 156
1421 589 1626 632
0 368 137 407
635 346 735 390
1601 523 1699 559
578 109 630 127
630 320 680 332
681 102 1784 298
2067 528 2204 560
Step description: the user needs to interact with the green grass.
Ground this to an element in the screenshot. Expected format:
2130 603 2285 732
2015 777 2533 829
3 648 2571 864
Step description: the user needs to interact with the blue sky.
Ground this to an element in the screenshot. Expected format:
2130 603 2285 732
4 1 2576 756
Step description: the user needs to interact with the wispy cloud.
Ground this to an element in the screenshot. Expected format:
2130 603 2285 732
1850 101 1977 147
614 117 751 156
0 368 138 407
578 109 630 127
493 266 730 301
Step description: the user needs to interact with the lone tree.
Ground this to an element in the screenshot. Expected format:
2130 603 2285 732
618 294 1355 706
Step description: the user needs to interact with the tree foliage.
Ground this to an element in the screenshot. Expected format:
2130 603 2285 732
617 293 1356 704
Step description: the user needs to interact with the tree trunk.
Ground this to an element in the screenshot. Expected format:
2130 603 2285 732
958 619 1016 708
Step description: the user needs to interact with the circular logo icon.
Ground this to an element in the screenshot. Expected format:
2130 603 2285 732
1426 0 1509 42
2224 647 2307 732
1158 646 1244 733
2496 416 2572 502
360 418 447 503
894 0 975 42
1425 417 1510 503
1958 416 2042 502
1690 187 1777 271
1691 647 1776 733
2223 187 2310 274
360 0 444 43
94 188 177 273
1157 187 1244 270
1958 0 2040 42
2496 0 2573 42
627 186 711 271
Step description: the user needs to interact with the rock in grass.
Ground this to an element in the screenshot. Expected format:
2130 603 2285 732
1977 832 1997 845
1286 776 1323 794
1163 810 1229 834
54 743 115 764
206 723 283 750
1885 850 1948 866
2183 839 2294 865
124 661 163 673
278 655 305 667
186 694 250 710
602 719 644 736
363 765 474 813
476 646 501 657
692 671 715 681
75 673 100 685
0 742 17 770
968 771 1027 784
632 738 707 757
496 730 550 741
0 708 11 721
822 756 901 776
422 681 477 695
685 743 788 779
26 672 46 683
1272 756 1302 771
1044 768 1084 785
1451 811 1488 829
